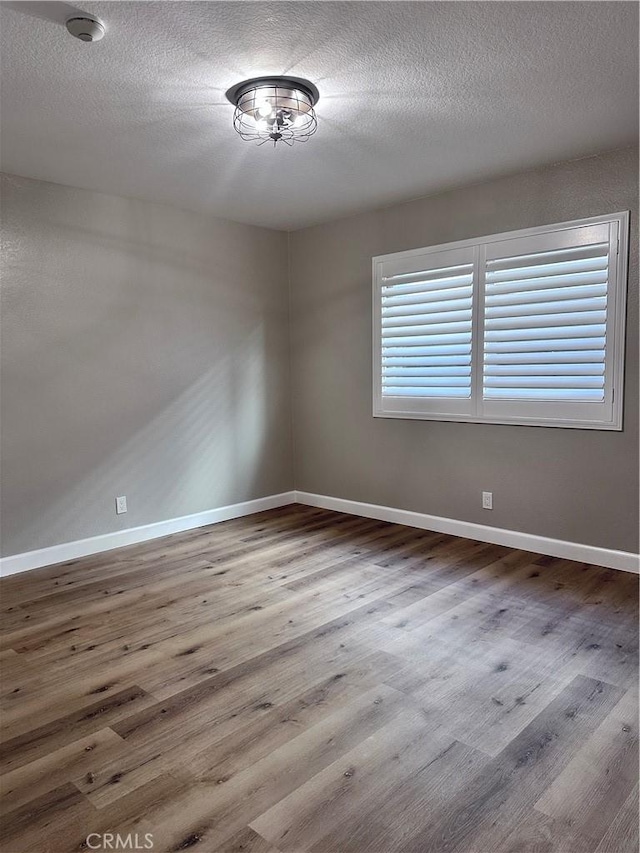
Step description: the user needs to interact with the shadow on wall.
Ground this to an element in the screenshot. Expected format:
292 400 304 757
0 175 290 556
6 345 270 556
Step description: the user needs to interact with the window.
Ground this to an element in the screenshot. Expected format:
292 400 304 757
373 212 629 429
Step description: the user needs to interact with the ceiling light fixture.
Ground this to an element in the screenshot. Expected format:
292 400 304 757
225 76 319 147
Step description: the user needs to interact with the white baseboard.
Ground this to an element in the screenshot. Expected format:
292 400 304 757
3 488 637 578
0 492 296 578
294 491 640 574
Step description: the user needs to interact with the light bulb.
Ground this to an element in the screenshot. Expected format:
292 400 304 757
256 119 268 131
294 114 307 128
256 99 272 118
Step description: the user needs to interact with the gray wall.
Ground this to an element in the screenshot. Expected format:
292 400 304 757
289 148 639 553
2 149 638 559
1 174 292 556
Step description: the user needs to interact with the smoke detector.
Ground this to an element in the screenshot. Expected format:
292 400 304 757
66 17 105 42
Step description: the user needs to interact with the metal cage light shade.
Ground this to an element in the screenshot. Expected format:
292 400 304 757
225 76 319 146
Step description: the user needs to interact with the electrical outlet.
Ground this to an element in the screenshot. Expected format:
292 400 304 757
482 491 493 510
115 495 127 515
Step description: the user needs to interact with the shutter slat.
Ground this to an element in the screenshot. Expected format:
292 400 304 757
383 310 472 329
383 263 473 285
484 376 604 389
484 324 606 342
384 344 472 357
383 387 473 398
486 269 607 293
485 283 607 308
485 336 606 353
486 254 608 282
383 297 472 318
384 332 472 347
484 350 604 365
485 297 606 319
384 367 472 377
383 377 471 388
485 363 604 377
385 356 471 367
483 388 605 401
382 275 473 298
485 312 607 332
486 278 608 298
486 242 608 272
382 286 473 309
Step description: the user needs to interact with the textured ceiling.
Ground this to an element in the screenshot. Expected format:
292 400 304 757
1 1 638 230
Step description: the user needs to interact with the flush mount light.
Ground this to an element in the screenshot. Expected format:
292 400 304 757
225 76 319 146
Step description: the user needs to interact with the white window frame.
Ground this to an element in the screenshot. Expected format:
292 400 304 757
372 211 629 430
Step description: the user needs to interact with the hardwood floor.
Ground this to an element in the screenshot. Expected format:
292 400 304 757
0 504 638 853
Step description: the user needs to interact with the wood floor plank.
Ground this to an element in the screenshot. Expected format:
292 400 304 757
19 774 186 853
191 652 401 782
0 782 92 849
0 686 155 773
383 634 571 756
534 686 639 844
595 782 640 853
76 648 401 809
493 809 593 853
128 685 410 853
392 675 625 853
0 506 637 853
0 727 123 813
218 826 282 853
250 708 485 852
311 739 488 853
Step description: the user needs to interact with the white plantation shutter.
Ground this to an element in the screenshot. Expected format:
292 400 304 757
480 222 620 426
373 213 628 428
374 245 477 417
